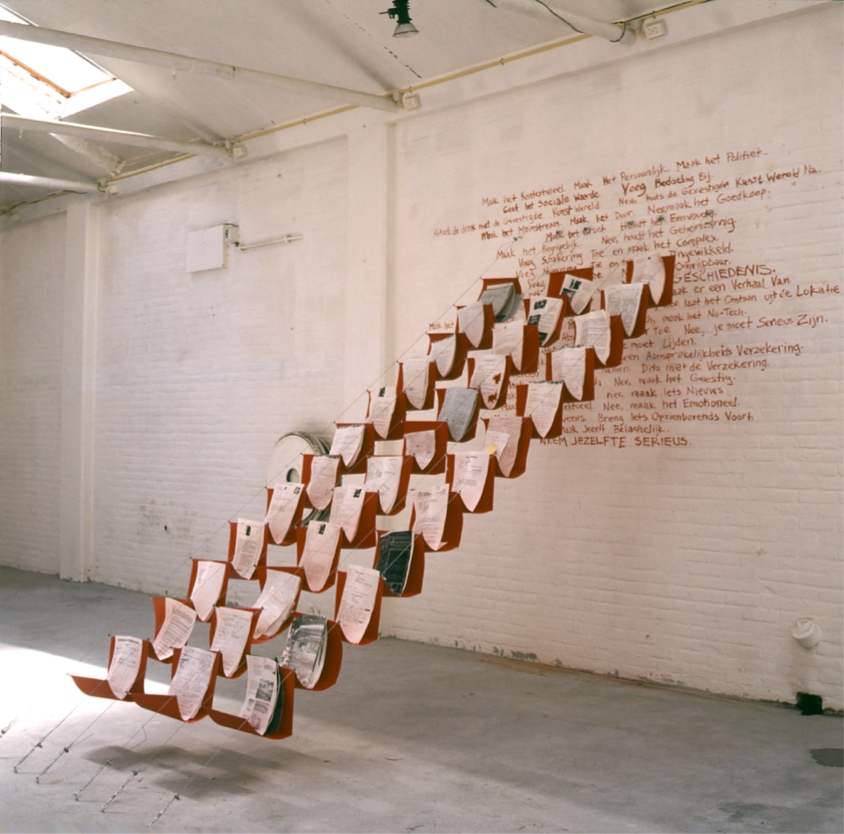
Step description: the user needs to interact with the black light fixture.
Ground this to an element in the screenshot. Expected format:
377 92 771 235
382 0 419 37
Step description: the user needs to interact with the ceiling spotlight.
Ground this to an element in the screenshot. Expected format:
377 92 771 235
382 0 419 37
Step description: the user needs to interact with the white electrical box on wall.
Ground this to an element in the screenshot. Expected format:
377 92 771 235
186 224 228 272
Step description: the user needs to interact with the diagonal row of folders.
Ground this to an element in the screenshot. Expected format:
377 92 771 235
72 255 675 739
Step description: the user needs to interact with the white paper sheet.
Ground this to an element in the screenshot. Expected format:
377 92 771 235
428 334 457 377
330 424 366 468
458 301 486 348
369 386 397 439
301 521 341 592
265 482 304 544
470 352 508 408
366 455 403 514
527 296 563 346
189 560 227 621
604 282 644 336
252 570 301 640
106 635 143 700
485 414 523 477
168 646 216 721
630 253 666 304
560 273 594 314
412 484 450 551
550 346 587 401
328 485 366 543
525 381 564 438
239 655 282 735
210 606 254 677
232 519 265 579
574 309 611 364
438 387 478 442
492 320 525 371
337 565 380 644
306 455 340 511
451 451 490 511
405 429 437 472
152 598 196 660
402 358 430 409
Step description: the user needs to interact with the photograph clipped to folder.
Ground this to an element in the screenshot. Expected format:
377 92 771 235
265 482 305 546
229 519 266 580
297 520 342 592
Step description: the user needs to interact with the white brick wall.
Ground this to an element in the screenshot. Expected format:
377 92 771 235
0 4 840 709
384 5 843 709
0 213 66 574
91 139 349 593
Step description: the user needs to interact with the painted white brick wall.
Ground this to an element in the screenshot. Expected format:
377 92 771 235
91 139 348 594
0 4 839 710
384 6 843 709
0 213 66 574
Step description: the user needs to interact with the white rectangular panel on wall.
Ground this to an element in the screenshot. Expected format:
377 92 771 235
186 225 228 273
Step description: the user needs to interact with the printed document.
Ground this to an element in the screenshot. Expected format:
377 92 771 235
330 424 366 468
550 346 587 400
232 519 265 579
438 387 478 442
306 455 340 511
630 253 665 304
484 414 523 476
451 451 490 511
412 484 450 550
153 598 196 660
106 635 143 700
402 359 430 409
239 655 283 736
210 606 254 677
458 301 486 348
337 565 380 644
604 282 644 336
369 386 397 439
366 455 403 514
405 429 437 472
525 381 564 438
574 310 611 364
470 352 508 408
527 296 563 346
328 485 366 543
189 560 227 621
265 482 304 544
480 283 521 322
300 521 341 592
492 320 525 371
169 646 216 721
252 570 301 640
428 334 457 377
560 273 594 314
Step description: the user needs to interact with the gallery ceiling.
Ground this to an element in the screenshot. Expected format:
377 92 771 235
0 0 711 211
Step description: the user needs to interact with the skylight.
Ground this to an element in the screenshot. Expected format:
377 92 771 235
0 4 131 119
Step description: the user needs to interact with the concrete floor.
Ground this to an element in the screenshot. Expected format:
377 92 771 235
0 566 841 834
